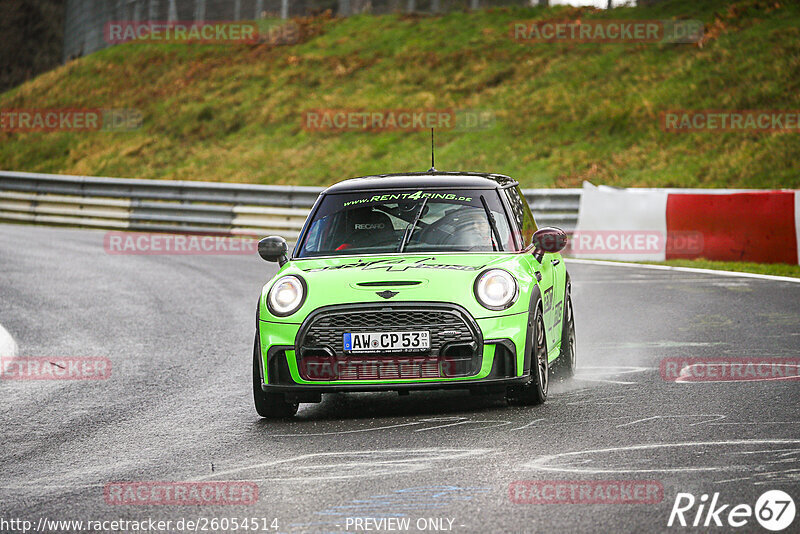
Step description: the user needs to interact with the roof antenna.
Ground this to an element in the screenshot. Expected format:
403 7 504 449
428 128 436 172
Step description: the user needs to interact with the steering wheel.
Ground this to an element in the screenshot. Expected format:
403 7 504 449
415 207 477 246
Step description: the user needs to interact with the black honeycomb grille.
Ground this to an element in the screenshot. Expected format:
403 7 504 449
298 306 477 357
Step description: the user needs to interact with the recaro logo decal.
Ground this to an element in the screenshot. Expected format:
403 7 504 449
354 223 385 230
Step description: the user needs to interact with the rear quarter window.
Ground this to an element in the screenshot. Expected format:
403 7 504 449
505 186 537 250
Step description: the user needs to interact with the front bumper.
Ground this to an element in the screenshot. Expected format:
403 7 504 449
257 304 528 394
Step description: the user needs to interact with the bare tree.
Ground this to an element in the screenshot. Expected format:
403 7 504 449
148 0 159 20
194 0 205 21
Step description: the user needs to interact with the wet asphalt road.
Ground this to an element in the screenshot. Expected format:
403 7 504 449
0 223 798 534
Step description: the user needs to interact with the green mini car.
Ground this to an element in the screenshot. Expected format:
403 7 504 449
253 172 575 418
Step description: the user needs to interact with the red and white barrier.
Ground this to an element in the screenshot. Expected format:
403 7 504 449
572 182 800 264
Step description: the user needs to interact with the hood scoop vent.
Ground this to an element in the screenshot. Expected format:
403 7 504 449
356 281 422 287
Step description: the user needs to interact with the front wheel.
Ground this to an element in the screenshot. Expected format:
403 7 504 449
507 304 548 406
253 334 298 418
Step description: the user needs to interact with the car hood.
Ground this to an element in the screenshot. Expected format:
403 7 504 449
260 253 534 323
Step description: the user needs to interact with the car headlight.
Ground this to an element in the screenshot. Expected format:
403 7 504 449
267 275 307 317
474 269 518 311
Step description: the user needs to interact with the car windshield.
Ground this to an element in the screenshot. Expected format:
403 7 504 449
296 189 514 257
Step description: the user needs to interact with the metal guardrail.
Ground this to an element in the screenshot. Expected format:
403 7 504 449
0 170 581 238
520 188 582 232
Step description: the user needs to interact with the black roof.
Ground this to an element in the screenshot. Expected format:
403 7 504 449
322 172 518 194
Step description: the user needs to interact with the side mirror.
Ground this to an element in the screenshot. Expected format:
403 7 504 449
258 236 288 266
532 227 568 263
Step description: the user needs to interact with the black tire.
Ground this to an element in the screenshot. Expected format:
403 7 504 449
554 281 576 378
253 334 298 419
507 303 548 406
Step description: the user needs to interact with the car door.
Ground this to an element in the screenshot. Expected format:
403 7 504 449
531 252 559 356
506 186 559 356
544 252 565 353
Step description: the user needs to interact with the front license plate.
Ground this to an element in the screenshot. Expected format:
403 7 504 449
343 331 430 353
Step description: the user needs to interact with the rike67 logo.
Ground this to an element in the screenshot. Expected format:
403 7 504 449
668 490 795 531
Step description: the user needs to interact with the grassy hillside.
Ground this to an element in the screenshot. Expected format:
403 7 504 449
1 0 798 188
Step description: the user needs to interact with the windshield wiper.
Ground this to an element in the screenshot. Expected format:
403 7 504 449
397 197 429 253
480 195 503 252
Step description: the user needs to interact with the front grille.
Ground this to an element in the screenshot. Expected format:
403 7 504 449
299 307 476 356
295 303 482 380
